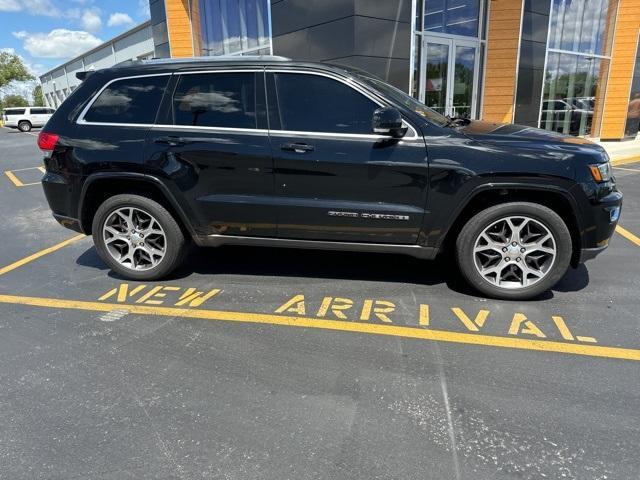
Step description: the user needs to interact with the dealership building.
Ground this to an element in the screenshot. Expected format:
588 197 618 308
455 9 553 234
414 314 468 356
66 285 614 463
41 0 640 141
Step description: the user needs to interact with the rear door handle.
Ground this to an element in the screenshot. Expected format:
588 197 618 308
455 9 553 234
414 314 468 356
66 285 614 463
154 136 187 147
281 142 315 153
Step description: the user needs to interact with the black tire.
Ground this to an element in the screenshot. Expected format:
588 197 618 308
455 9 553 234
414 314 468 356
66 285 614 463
455 202 572 300
18 121 31 132
92 194 187 281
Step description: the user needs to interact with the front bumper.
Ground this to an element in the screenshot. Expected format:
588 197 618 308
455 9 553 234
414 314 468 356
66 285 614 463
574 189 622 265
579 245 609 263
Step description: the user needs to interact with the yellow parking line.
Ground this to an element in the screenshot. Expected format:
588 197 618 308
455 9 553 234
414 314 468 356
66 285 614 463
611 155 640 167
0 234 86 276
4 170 24 187
616 225 640 247
10 166 44 172
0 293 638 362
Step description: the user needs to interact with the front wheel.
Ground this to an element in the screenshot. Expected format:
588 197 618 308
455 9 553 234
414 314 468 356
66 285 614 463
456 202 572 300
92 194 187 281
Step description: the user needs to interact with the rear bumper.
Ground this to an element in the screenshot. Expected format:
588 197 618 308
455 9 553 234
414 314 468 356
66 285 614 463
43 171 85 233
52 213 84 233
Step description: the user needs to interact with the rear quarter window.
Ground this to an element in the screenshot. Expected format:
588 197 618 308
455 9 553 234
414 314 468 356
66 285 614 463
82 75 170 124
4 109 26 116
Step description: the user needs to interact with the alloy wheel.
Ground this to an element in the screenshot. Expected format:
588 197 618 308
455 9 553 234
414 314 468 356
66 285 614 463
472 216 557 289
102 207 167 271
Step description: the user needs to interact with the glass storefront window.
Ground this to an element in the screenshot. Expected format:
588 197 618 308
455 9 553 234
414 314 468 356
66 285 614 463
196 0 271 57
548 0 616 56
541 52 609 136
424 43 449 115
424 0 481 37
540 0 617 136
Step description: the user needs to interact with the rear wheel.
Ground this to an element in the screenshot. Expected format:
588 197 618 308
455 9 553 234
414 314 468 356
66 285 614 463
18 121 31 132
92 194 187 280
456 202 572 300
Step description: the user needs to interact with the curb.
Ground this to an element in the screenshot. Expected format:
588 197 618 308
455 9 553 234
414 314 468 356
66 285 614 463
611 155 640 167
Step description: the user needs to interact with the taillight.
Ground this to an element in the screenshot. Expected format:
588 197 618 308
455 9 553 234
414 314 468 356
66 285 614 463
37 131 59 152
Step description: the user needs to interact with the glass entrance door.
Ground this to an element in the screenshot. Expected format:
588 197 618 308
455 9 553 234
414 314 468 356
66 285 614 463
419 36 480 118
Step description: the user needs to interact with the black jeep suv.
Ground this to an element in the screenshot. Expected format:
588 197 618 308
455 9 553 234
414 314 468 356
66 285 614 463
39 56 622 300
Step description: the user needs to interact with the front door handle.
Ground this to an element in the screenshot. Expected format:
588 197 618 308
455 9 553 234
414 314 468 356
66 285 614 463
281 142 315 153
154 136 187 147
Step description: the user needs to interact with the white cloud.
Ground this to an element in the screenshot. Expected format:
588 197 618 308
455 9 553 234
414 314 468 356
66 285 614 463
81 8 102 32
0 0 21 12
1 0 61 17
107 12 134 27
13 29 103 59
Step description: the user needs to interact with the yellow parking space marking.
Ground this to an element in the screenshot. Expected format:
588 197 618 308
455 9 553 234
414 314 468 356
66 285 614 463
611 155 640 167
0 293 637 362
616 225 640 248
4 170 25 187
0 234 86 277
4 166 46 187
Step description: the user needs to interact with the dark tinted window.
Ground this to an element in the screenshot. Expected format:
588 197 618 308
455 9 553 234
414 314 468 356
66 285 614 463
173 72 256 129
31 108 47 114
273 73 378 134
84 75 169 124
4 109 26 116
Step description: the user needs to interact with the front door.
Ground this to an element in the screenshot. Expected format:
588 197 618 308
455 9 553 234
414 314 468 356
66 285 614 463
419 36 480 118
267 70 429 245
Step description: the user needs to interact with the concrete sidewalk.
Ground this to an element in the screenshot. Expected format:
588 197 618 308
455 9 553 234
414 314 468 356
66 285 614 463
597 134 640 165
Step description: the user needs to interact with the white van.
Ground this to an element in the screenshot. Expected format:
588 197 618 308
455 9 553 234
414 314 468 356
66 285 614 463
2 107 55 132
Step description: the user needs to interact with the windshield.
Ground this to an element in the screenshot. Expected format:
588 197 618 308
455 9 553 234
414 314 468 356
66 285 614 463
350 72 450 127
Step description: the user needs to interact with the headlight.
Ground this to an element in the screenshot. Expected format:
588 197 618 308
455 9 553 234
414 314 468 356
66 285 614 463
589 162 612 182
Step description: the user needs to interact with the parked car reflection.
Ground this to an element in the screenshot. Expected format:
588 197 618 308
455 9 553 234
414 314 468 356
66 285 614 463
541 99 593 136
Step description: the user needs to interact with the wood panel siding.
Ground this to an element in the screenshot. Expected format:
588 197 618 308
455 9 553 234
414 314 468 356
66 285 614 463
481 0 524 123
599 0 640 140
166 0 194 58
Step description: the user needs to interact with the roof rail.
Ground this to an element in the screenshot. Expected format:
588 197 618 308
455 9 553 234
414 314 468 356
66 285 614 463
114 55 292 68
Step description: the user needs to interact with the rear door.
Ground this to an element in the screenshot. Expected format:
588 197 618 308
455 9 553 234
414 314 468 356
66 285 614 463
30 108 47 127
266 70 429 244
145 69 276 238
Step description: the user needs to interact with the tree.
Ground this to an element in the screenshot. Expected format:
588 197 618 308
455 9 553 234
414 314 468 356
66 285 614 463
0 51 33 91
2 94 29 108
33 85 44 106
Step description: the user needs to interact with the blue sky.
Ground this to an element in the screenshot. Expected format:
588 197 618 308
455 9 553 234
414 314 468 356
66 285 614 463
1 0 151 77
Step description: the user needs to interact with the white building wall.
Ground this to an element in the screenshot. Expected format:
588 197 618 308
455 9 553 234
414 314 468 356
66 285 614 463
39 22 153 108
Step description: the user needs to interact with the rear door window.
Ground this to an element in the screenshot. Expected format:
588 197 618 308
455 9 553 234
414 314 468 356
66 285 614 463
172 72 257 129
83 75 170 124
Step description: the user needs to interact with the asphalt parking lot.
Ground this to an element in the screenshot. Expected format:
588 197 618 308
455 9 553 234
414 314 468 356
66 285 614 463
1 126 639 479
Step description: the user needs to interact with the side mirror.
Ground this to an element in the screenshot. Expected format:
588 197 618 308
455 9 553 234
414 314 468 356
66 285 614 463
372 107 408 138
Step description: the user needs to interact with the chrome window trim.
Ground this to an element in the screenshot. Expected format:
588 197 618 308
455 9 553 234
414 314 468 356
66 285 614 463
76 72 172 126
152 124 269 135
76 69 421 141
265 68 420 140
